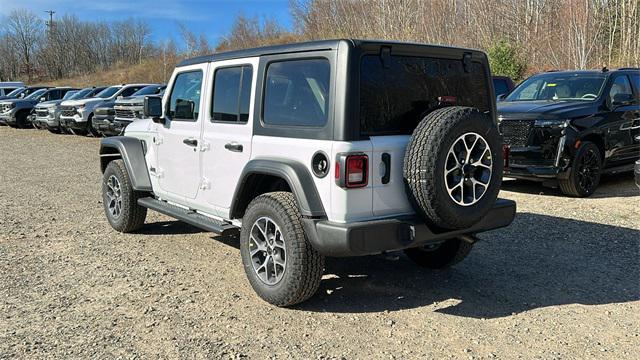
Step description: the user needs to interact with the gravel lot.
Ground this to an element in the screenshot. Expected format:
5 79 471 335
1 125 639 359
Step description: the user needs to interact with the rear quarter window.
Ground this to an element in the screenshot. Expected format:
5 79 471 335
359 55 490 136
262 58 330 127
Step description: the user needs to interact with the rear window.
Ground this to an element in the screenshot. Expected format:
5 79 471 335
359 55 490 136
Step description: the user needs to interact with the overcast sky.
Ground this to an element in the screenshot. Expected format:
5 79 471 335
0 0 293 45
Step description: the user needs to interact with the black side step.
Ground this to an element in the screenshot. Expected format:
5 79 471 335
138 197 239 236
602 163 635 175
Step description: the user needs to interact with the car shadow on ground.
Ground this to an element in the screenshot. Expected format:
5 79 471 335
297 212 640 318
501 172 639 198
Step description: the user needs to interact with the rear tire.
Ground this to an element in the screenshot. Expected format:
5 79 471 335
403 238 473 269
403 106 503 229
559 141 602 197
240 192 324 307
102 159 147 232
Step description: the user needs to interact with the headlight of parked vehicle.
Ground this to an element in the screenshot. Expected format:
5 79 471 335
534 119 570 128
48 107 56 114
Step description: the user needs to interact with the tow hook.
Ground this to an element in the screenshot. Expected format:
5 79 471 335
458 234 479 244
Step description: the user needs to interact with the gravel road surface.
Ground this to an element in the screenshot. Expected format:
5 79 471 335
1 126 639 359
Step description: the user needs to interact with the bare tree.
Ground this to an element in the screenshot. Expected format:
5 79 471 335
5 9 43 80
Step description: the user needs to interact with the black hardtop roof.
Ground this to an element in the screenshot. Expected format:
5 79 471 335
177 39 484 67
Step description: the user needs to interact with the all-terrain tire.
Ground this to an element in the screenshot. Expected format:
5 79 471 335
102 159 147 232
240 192 324 307
403 237 474 269
558 141 602 197
403 106 503 229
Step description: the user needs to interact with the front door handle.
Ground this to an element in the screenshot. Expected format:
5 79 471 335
225 142 243 152
183 138 198 147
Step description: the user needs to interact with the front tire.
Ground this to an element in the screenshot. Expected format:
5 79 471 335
87 114 100 137
559 141 602 197
102 159 147 232
403 237 474 269
240 192 324 307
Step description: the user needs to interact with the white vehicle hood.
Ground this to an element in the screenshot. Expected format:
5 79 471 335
61 98 105 107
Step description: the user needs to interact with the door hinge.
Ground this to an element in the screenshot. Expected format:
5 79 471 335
199 141 210 152
200 178 211 190
153 136 163 145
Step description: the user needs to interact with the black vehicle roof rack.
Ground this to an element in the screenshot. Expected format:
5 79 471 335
617 67 639 71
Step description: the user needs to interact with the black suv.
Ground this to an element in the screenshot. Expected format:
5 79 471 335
498 68 640 196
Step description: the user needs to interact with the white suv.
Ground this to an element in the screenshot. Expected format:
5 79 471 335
59 84 151 135
99 40 516 306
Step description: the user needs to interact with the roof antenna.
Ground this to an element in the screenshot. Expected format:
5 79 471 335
601 66 609 72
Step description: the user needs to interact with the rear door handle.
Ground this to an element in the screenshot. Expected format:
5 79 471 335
183 138 198 147
225 142 243 152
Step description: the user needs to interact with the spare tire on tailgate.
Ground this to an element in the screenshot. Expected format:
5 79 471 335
403 106 503 230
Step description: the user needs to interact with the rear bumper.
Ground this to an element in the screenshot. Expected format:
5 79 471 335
304 199 516 257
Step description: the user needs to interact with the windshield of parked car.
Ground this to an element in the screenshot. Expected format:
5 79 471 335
62 91 78 100
95 86 121 98
6 88 25 97
25 89 47 100
132 85 163 96
506 72 607 102
69 88 92 99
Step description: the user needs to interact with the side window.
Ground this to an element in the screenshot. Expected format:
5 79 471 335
168 71 203 121
45 90 57 101
120 86 144 97
263 58 330 127
211 65 253 123
609 75 633 101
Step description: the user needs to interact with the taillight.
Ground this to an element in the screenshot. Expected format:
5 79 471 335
335 154 368 188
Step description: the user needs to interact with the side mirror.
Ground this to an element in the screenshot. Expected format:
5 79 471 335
144 95 164 124
496 94 507 102
40 97 46 102
612 93 634 107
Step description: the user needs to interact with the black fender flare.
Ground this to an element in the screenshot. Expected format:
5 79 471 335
99 136 152 191
230 158 326 218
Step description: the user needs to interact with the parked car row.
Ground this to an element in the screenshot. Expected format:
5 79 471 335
2 66 638 196
0 82 165 136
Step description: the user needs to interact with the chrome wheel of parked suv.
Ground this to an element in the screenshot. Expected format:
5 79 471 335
249 216 287 285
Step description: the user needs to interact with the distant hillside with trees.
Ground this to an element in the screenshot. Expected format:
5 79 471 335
1 0 637 85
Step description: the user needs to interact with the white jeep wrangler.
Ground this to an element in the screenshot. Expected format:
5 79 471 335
99 40 516 306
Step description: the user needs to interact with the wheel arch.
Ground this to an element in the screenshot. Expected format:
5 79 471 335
579 133 605 160
230 159 326 220
99 136 152 191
